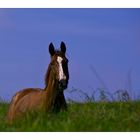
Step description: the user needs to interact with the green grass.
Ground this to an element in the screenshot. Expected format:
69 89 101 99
0 101 140 131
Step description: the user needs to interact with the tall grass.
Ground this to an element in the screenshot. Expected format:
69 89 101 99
1 101 140 131
67 86 131 102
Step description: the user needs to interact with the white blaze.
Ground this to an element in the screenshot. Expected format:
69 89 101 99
57 56 66 81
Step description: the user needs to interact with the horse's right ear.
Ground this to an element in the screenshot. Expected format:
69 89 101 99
49 43 55 56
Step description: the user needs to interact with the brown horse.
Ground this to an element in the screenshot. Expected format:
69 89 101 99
7 42 69 123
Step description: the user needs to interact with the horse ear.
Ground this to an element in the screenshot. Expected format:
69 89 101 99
49 43 55 56
60 41 66 54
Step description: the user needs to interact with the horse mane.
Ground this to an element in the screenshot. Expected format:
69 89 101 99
44 63 51 88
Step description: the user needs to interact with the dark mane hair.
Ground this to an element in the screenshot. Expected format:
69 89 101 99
44 63 51 88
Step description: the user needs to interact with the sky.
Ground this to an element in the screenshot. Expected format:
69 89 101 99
0 8 140 101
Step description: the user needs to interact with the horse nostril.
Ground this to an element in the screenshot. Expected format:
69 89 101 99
59 80 67 89
60 80 66 86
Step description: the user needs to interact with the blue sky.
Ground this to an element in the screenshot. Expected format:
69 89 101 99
0 9 140 101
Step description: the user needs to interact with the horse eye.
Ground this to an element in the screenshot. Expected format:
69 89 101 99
63 58 68 63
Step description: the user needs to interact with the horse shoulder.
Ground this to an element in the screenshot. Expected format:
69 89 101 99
7 88 44 122
15 88 45 111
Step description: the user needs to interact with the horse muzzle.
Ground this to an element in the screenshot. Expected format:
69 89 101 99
59 79 68 90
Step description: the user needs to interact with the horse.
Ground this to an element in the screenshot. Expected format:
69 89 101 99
7 41 69 123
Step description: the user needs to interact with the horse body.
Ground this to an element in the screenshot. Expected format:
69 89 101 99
7 42 69 123
7 88 45 122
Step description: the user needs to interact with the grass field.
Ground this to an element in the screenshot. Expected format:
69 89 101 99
0 101 140 131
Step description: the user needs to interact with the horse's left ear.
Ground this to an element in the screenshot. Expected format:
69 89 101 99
60 41 66 54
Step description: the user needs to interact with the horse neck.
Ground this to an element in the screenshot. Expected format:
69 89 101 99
44 70 60 111
45 64 51 87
